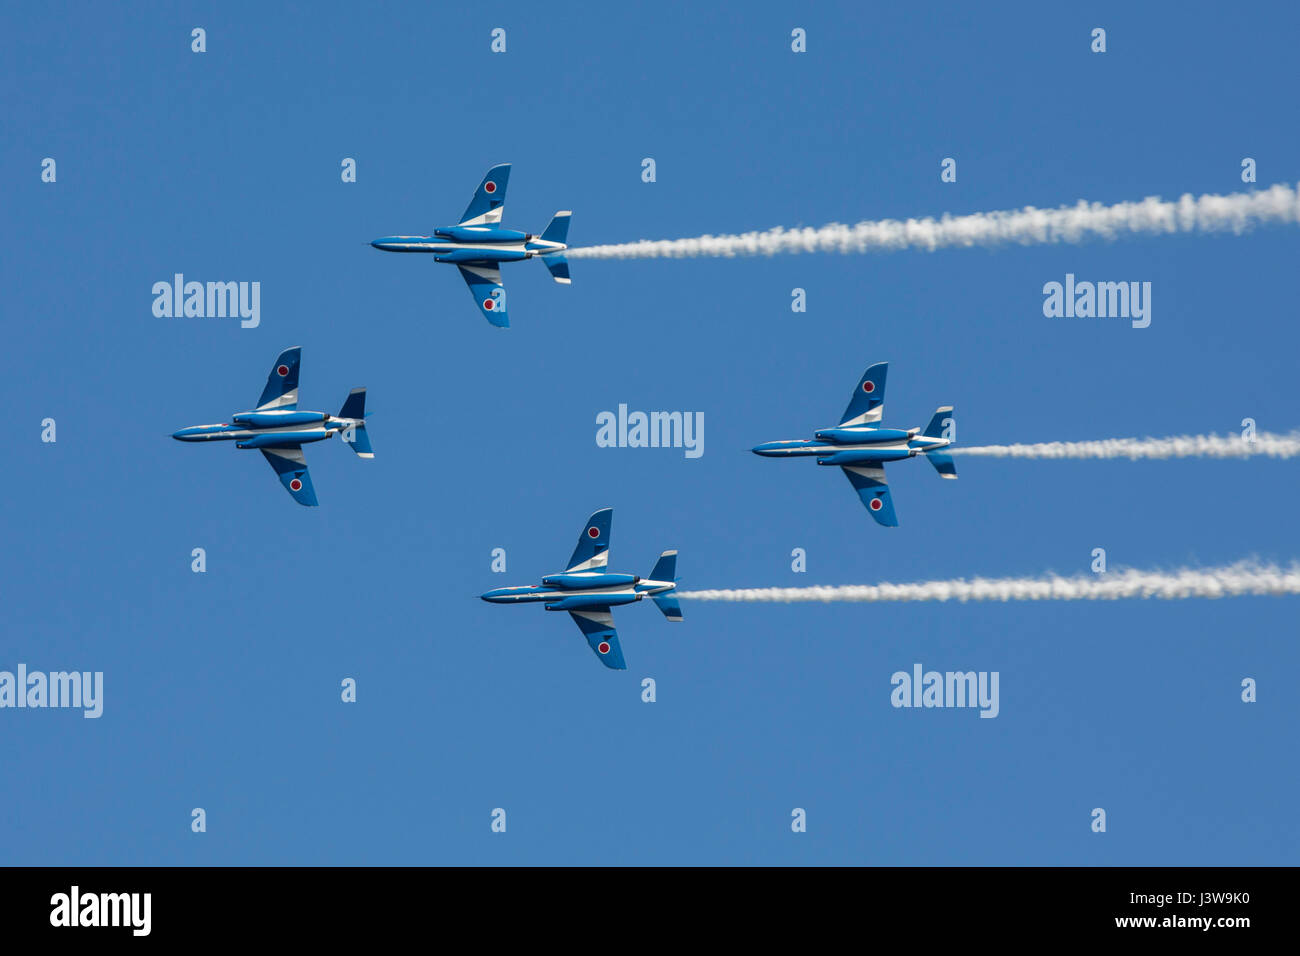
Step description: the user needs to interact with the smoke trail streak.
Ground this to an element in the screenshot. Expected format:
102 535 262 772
680 562 1300 604
568 183 1300 259
952 432 1300 460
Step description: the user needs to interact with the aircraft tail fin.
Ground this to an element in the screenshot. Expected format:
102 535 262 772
649 549 676 583
541 211 571 244
922 405 954 439
339 388 374 458
541 254 570 284
925 449 957 479
339 387 366 421
648 550 682 622
653 593 682 622
344 424 374 458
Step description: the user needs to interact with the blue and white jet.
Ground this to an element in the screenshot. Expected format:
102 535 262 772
480 509 681 670
752 362 956 526
370 163 571 328
172 347 373 506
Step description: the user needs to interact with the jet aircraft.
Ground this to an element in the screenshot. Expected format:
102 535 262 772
370 163 570 328
752 362 955 526
172 347 373 506
480 509 681 669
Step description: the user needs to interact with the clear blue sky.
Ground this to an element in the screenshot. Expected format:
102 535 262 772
3 1 1298 865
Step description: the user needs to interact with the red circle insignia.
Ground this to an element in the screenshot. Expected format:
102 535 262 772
869 497 883 511
277 365 289 376
588 527 600 538
598 642 610 654
862 381 875 393
484 181 496 194
289 478 303 492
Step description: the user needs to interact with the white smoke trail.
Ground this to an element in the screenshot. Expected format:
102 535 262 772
568 183 1300 259
680 562 1300 605
952 432 1300 461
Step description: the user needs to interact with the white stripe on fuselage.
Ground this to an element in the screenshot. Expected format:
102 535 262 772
773 437 951 455
195 417 362 440
379 239 565 255
380 242 528 254
498 581 674 602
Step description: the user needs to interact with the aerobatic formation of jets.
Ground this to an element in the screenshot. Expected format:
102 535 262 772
174 165 956 669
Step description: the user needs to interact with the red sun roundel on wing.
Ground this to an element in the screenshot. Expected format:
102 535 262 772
289 478 303 492
483 299 495 311
484 181 496 194
277 365 289 376
598 642 610 654
862 380 875 393
869 497 883 511
587 527 600 538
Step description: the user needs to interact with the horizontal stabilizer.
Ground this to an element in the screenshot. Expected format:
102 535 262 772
923 405 954 439
339 387 366 421
652 594 683 622
541 253 570 284
926 449 957 478
541 211 571 244
648 550 677 583
343 423 373 458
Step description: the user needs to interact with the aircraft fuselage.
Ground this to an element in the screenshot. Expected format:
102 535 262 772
370 230 566 263
752 425 952 464
172 409 363 450
482 571 675 609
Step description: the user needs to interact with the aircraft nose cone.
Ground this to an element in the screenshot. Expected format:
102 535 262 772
752 442 778 456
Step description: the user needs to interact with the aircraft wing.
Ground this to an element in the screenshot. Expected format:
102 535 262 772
842 464 898 526
457 265 509 328
256 347 301 410
839 362 888 426
566 508 612 571
260 446 318 506
458 164 510 226
568 608 627 670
